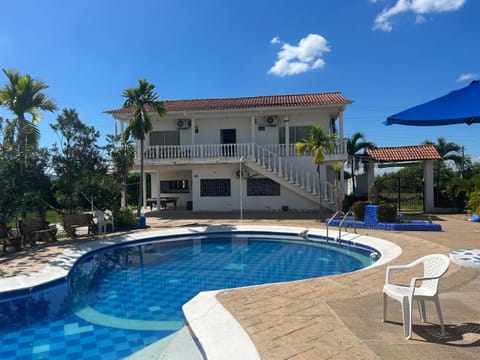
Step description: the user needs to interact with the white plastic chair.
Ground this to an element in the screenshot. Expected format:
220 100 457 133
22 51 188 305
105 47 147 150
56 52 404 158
95 210 114 234
383 254 450 340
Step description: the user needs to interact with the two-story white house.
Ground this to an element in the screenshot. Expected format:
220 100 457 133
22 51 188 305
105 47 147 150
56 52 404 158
106 92 352 212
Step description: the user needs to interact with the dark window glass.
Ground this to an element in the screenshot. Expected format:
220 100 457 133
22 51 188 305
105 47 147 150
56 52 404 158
200 179 231 197
247 178 280 196
279 126 312 144
150 131 180 146
160 180 189 193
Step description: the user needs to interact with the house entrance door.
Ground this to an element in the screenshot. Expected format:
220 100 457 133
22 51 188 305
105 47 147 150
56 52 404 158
220 129 236 157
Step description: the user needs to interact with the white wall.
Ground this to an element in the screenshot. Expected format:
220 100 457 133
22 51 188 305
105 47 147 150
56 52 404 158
189 164 318 212
146 108 336 147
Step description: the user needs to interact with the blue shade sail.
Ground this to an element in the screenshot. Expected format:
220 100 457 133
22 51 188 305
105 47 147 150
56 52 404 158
385 80 480 126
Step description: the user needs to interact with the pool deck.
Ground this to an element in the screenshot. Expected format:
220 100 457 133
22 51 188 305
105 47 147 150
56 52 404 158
1 212 480 359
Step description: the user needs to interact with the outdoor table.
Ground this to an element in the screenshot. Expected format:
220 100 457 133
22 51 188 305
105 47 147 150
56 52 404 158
449 249 480 270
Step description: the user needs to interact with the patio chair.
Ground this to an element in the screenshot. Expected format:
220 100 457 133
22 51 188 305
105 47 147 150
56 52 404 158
382 254 450 340
0 223 22 251
95 210 114 234
18 218 57 246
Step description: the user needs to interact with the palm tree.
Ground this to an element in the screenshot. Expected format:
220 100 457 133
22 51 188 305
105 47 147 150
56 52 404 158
296 126 339 209
0 69 57 155
122 79 166 213
423 137 462 191
347 132 376 196
107 134 135 208
0 69 56 217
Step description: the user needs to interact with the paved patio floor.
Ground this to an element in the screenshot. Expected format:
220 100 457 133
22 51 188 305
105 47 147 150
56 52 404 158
1 211 479 359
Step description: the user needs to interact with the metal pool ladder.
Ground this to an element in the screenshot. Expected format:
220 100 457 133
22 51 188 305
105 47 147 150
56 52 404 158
326 210 357 240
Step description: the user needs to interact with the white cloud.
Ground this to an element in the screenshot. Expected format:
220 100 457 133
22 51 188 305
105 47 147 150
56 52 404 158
457 73 479 82
268 34 330 77
373 0 466 32
270 36 281 44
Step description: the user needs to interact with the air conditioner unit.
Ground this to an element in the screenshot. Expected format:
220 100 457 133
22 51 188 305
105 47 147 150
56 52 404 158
264 116 278 127
176 119 191 129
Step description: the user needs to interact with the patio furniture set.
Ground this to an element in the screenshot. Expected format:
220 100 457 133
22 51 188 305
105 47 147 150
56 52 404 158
1 211 114 252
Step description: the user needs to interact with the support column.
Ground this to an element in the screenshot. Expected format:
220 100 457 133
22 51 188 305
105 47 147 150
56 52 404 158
339 165 345 208
157 172 162 211
251 116 256 157
121 190 126 208
423 160 435 212
191 118 196 145
339 111 344 138
143 171 147 211
284 117 290 155
367 161 375 190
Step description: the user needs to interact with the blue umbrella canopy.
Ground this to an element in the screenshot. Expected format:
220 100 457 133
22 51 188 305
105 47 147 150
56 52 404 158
385 80 480 126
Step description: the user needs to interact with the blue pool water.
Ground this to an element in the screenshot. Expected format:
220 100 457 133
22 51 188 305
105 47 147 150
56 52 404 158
0 232 376 359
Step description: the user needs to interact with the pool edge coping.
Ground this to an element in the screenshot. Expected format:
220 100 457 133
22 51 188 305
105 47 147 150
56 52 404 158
0 226 402 359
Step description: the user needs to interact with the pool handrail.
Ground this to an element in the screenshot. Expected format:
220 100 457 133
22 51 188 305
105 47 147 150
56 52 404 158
326 211 345 239
338 211 357 239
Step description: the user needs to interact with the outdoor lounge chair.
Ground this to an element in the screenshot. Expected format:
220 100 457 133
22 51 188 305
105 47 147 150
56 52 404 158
383 254 450 339
0 223 22 251
18 218 57 246
62 213 96 238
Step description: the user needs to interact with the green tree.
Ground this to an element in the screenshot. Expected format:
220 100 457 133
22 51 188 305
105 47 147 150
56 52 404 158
121 79 166 213
423 137 462 192
347 132 376 196
50 108 110 213
0 156 21 224
295 126 339 209
0 69 57 217
106 134 135 208
449 175 480 214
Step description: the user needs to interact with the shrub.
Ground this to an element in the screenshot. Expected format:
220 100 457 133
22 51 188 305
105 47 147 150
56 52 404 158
467 191 480 215
377 202 397 223
113 207 138 227
351 200 369 221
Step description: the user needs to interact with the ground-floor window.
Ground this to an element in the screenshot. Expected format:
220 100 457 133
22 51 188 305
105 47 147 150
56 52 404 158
247 178 280 196
160 180 189 193
200 179 231 197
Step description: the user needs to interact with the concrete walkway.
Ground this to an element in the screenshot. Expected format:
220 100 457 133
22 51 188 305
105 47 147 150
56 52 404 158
1 212 479 359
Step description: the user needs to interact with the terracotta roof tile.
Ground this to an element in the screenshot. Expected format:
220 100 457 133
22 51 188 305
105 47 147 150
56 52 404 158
365 145 441 162
105 92 352 114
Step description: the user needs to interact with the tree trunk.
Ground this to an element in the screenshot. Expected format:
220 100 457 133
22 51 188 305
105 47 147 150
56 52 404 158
18 115 27 219
138 139 144 216
351 159 356 197
317 165 323 217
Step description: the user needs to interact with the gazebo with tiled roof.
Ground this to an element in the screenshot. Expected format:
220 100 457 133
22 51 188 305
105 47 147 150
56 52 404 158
362 145 441 212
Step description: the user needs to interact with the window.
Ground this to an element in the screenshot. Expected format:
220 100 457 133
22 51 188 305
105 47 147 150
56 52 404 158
279 126 312 144
200 179 231 197
247 178 280 196
150 131 179 146
160 180 189 193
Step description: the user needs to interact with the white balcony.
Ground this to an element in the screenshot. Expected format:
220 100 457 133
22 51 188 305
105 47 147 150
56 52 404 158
138 140 348 164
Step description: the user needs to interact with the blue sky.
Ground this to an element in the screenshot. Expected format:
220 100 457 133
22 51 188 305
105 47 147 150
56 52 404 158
1 0 479 161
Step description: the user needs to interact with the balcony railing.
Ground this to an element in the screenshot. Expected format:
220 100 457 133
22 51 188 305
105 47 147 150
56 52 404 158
141 140 347 161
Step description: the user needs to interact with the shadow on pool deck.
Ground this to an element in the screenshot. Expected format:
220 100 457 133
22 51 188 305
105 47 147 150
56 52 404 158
1 211 480 359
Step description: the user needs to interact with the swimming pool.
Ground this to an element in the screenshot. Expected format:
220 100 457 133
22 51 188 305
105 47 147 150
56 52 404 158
0 226 400 359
